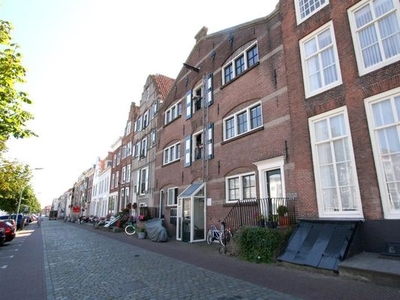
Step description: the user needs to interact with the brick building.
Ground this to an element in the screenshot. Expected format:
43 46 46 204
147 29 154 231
155 10 293 242
280 0 400 254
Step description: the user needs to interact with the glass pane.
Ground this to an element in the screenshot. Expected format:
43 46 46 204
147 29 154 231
333 138 349 163
321 48 338 85
305 38 317 57
372 99 393 126
359 25 382 67
330 114 346 138
379 14 400 59
355 4 372 29
317 143 332 165
341 186 357 210
395 96 400 119
322 187 338 211
237 112 248 134
374 0 394 18
318 28 332 49
314 119 329 142
320 164 336 188
337 162 354 186
250 106 262 128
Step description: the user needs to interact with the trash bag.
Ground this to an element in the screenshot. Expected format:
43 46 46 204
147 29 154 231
144 218 168 242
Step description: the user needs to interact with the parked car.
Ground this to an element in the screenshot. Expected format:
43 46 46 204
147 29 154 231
0 228 6 246
0 220 16 242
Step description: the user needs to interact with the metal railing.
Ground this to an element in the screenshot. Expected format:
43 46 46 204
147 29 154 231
222 197 297 232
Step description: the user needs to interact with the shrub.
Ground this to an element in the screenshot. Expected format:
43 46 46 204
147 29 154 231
233 226 292 264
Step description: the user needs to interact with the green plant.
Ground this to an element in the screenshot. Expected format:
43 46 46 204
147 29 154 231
138 226 146 232
277 205 288 217
233 226 290 264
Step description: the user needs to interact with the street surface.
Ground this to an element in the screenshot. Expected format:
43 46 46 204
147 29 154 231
1 219 400 300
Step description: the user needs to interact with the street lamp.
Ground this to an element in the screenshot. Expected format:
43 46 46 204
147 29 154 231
15 167 43 229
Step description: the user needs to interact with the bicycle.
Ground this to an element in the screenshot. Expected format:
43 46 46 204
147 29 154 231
124 220 137 236
206 219 232 247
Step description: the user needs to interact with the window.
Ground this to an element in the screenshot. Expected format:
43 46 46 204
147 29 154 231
163 143 180 165
165 101 182 125
247 45 258 68
167 187 178 206
222 43 259 85
309 106 363 218
223 103 262 141
235 55 245 76
186 74 214 120
348 0 400 75
151 129 156 146
224 64 233 83
126 164 131 182
295 0 329 24
193 131 204 161
226 172 256 202
143 110 149 128
139 167 149 195
122 166 126 183
140 137 147 158
125 121 131 136
184 123 214 167
300 21 342 98
117 150 121 165
127 142 132 156
365 87 400 218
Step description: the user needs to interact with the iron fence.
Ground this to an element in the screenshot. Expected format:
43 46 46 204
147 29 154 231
222 197 297 232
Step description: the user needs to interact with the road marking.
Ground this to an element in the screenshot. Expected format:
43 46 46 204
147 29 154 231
1 265 7 269
0 255 14 259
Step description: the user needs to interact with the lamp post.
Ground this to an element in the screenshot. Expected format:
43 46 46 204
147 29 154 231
15 167 43 229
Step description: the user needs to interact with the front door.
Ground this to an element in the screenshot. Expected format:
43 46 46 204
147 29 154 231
266 169 283 198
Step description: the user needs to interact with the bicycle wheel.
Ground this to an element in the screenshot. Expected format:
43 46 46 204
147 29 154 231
206 229 213 245
125 225 136 236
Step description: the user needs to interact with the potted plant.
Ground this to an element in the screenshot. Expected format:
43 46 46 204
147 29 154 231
138 226 147 239
254 213 265 227
277 205 290 227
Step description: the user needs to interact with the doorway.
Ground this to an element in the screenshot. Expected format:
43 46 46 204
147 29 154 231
177 182 206 243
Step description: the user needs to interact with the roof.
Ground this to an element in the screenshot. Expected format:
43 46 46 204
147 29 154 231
152 74 175 99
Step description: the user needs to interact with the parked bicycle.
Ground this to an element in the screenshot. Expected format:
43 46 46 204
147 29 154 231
124 220 137 236
206 219 232 247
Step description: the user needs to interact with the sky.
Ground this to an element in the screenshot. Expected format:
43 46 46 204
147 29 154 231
1 0 279 208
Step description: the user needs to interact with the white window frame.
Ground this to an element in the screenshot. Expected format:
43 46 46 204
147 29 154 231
165 101 182 125
139 167 149 195
126 164 131 182
163 142 181 165
309 106 363 219
300 21 342 98
121 166 126 183
225 172 257 203
223 102 263 141
365 87 400 219
348 0 400 76
222 42 259 85
140 137 147 158
167 187 178 206
294 0 329 25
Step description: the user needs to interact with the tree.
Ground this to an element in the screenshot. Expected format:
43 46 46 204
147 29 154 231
0 159 28 213
0 20 36 152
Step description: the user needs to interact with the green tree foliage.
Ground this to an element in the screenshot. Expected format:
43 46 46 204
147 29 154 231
0 20 40 213
0 160 41 213
0 20 36 152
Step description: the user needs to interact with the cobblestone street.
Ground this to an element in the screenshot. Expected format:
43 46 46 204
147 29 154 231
43 220 298 300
